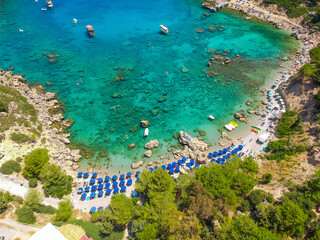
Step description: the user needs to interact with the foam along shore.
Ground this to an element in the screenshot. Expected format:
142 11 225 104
0 70 81 174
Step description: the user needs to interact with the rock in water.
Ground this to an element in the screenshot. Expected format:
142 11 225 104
145 139 159 149
131 161 143 169
178 131 208 151
144 150 152 158
140 120 151 128
128 143 136 150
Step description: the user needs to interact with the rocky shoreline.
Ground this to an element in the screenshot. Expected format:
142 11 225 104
0 69 81 174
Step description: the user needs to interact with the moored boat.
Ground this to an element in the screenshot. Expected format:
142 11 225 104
160 25 169 35
208 115 215 120
144 128 149 137
46 0 53 8
86 25 95 37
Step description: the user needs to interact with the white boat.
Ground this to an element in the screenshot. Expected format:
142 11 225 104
46 0 53 8
208 115 215 120
144 128 149 137
73 19 78 24
160 25 169 35
41 8 47 11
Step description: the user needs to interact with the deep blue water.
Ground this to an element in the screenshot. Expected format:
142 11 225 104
0 0 298 171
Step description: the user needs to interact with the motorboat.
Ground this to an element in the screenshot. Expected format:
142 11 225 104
41 7 47 11
46 0 53 8
144 128 149 137
208 115 215 120
86 25 95 37
160 25 168 35
73 19 78 24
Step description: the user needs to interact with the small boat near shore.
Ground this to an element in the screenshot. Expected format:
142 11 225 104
208 115 215 120
144 128 149 137
46 0 53 8
86 25 95 37
160 25 169 35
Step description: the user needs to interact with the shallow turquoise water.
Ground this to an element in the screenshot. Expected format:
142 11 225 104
0 0 298 171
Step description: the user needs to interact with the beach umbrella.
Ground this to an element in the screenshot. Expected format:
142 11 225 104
127 179 133 186
98 191 103 197
89 179 95 185
169 168 174 174
121 186 126 192
97 178 103 184
136 177 140 182
120 180 125 186
172 162 177 167
91 185 97 192
98 206 103 211
126 172 132 178
112 175 118 181
190 159 195 165
106 189 112 195
84 172 89 178
113 181 118 188
231 150 236 155
113 187 119 194
132 191 138 198
149 168 154 173
98 184 103 190
219 150 224 155
135 171 141 177
217 158 223 162
186 163 191 168
154 166 158 170
175 166 180 172
92 172 97 179
167 164 172 169
221 162 226 165
223 148 228 153
78 188 83 194
238 154 241 158
105 183 111 189
238 145 244 149
222 155 228 160
104 176 110 182
85 186 90 192
81 193 86 200
90 207 96 213
77 172 83 178
120 174 125 180
213 151 219 156
177 160 182 165
90 192 96 198
208 152 213 157
227 153 231 158
195 164 200 168
189 167 193 172
161 165 166 170
235 148 240 152
182 157 187 162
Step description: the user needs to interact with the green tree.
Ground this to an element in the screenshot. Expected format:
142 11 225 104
261 173 273 184
24 188 44 210
54 198 73 222
39 163 73 198
100 220 114 236
138 223 158 240
22 148 49 179
0 160 21 174
0 194 8 214
28 178 38 188
110 194 134 228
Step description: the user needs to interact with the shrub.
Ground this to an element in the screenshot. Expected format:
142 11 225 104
54 198 73 222
0 160 21 174
10 133 29 143
28 178 37 188
22 148 49 179
261 173 273 184
0 101 8 112
15 207 36 224
34 205 56 215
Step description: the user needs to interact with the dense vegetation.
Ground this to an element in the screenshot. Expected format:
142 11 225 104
0 160 21 174
262 0 320 21
22 148 73 198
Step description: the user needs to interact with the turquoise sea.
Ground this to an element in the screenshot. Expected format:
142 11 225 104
0 0 298 172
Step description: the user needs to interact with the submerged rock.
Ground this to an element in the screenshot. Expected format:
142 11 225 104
128 143 136 150
131 161 143 169
144 150 152 158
